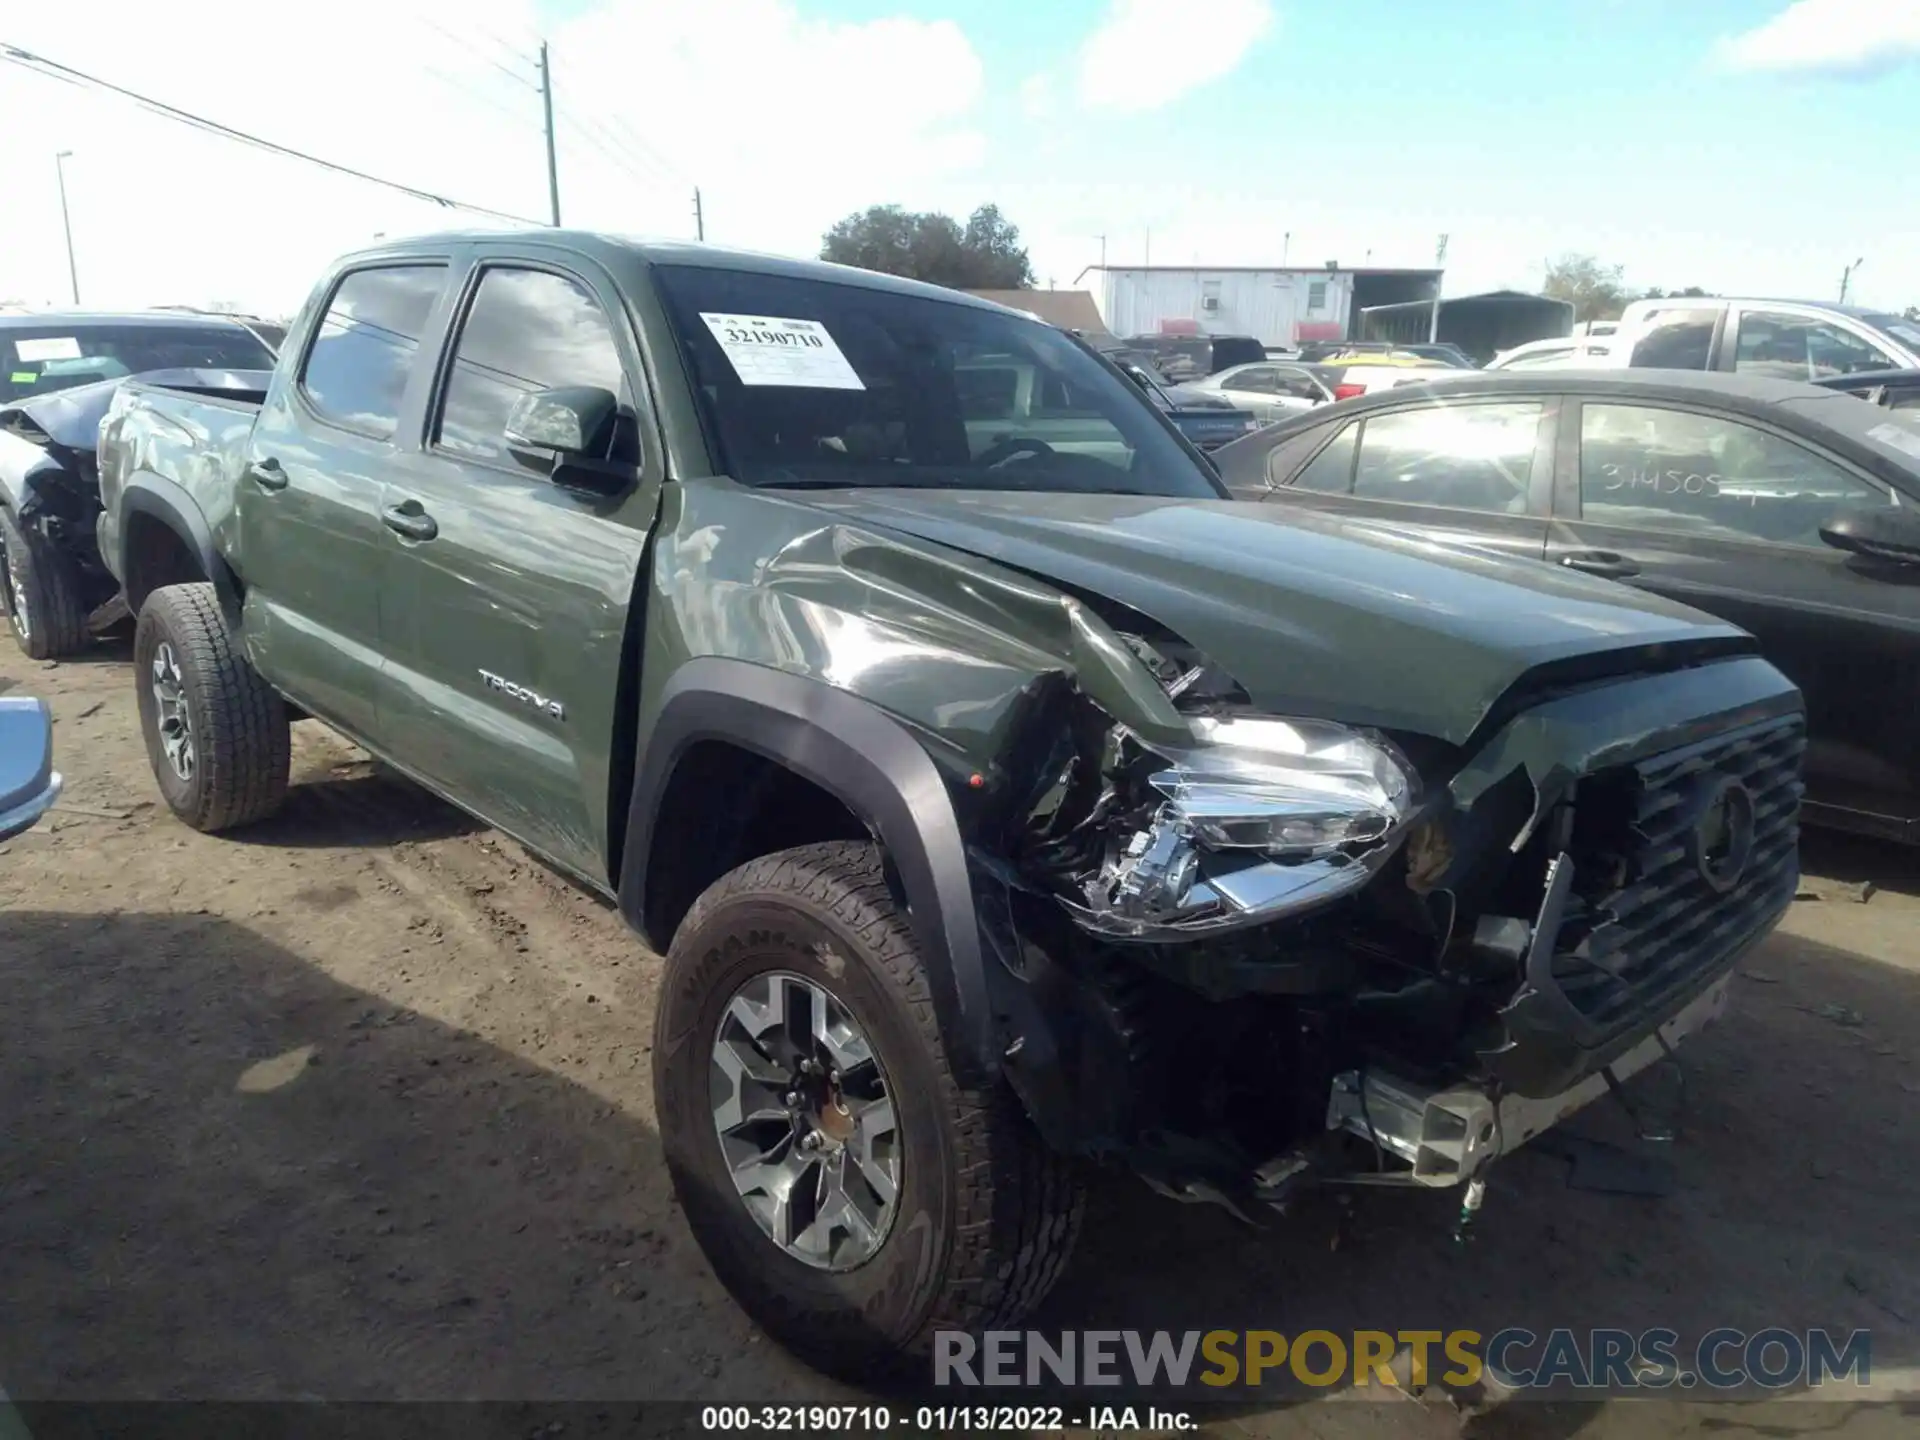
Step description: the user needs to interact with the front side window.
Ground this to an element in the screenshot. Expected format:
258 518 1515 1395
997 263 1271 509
3 323 274 404
1734 311 1898 381
436 267 632 472
1348 402 1542 512
300 265 446 438
1222 367 1276 394
652 265 1222 498
1578 402 1892 546
1628 308 1717 369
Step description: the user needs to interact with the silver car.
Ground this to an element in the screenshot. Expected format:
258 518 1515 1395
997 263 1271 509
1186 361 1336 424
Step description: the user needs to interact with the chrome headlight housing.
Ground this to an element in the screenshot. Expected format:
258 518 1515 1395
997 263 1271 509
1070 716 1420 940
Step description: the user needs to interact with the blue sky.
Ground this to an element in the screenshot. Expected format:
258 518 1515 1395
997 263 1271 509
2 0 1916 313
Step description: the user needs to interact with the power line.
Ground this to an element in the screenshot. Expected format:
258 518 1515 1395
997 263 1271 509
1 42 543 226
542 40 691 185
417 15 539 90
556 109 677 192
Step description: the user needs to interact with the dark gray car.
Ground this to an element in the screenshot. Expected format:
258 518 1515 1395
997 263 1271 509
1215 369 1920 843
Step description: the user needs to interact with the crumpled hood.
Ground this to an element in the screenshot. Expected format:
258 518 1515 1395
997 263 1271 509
800 489 1748 745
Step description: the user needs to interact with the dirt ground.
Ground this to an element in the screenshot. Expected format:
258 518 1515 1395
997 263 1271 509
1 635 1916 1438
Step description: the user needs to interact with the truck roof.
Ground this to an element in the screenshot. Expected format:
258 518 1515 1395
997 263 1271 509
338 230 1024 316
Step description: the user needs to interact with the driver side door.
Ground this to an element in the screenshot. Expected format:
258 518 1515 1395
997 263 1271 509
1545 397 1920 838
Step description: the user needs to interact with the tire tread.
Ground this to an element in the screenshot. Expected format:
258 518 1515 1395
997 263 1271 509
138 583 289 831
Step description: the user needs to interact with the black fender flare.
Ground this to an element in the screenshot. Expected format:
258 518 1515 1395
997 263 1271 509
115 474 237 614
619 657 993 1080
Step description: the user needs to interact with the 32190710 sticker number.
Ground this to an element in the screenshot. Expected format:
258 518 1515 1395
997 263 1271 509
715 325 826 348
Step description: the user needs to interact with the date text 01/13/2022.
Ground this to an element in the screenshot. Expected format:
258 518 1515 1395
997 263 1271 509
698 1405 1196 1432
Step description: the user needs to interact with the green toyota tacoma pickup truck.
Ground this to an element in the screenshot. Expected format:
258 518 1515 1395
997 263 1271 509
97 233 1805 1379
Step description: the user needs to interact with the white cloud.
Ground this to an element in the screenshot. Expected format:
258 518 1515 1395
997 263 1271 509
0 0 985 313
1716 0 1920 77
1076 0 1275 112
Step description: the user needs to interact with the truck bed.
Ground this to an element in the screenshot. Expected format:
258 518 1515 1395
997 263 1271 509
96 372 272 585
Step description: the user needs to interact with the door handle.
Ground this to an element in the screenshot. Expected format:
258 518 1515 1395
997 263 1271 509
381 502 438 542
1560 550 1641 579
247 458 288 491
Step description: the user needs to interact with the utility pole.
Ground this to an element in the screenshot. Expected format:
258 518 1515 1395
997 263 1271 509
1839 256 1864 304
1282 230 1290 265
1096 234 1106 269
1429 232 1450 343
1144 228 1151 267
539 42 561 226
54 150 79 305
693 187 705 241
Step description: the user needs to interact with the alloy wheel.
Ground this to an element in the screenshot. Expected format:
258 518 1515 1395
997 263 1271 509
4 539 29 644
709 970 901 1271
151 641 195 781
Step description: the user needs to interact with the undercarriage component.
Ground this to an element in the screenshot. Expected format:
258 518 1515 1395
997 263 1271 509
1323 973 1731 1188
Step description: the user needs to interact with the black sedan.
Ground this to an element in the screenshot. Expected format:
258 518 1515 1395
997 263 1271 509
1214 370 1920 844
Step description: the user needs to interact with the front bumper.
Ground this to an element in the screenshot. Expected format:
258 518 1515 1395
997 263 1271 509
1324 973 1731 1187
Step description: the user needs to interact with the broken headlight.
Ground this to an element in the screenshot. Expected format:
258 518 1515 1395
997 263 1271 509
1071 716 1418 940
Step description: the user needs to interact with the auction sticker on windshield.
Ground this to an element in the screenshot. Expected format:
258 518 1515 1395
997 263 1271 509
700 313 864 390
13 337 81 363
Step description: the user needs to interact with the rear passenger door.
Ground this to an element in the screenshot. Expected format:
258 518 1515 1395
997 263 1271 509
239 261 451 737
377 254 660 886
1259 397 1556 564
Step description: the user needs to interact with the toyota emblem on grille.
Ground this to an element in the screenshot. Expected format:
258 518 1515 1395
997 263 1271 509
1691 775 1758 894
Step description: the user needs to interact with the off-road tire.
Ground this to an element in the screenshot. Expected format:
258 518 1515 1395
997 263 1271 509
134 583 289 832
654 840 1085 1382
0 507 88 660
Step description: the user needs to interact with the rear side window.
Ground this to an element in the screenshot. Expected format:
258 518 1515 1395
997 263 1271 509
436 266 632 472
300 265 446 439
1350 402 1543 512
1628 308 1717 369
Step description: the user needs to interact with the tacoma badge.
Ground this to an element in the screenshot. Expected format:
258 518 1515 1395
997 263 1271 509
478 669 565 721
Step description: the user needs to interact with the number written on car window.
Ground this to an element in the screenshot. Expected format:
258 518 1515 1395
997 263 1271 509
1577 403 1892 547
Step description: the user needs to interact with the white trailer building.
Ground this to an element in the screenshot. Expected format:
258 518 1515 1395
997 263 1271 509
1079 265 1443 349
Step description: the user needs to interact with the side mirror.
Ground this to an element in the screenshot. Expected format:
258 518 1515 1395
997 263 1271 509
0 696 62 843
1819 505 1920 565
504 385 619 460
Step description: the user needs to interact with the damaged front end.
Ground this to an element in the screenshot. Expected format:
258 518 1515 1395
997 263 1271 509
983 617 1804 1219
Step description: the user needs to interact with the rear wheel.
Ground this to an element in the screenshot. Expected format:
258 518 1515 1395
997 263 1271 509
0 507 88 660
134 583 289 832
654 840 1084 1381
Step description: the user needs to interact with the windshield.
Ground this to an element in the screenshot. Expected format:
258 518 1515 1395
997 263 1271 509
654 265 1223 499
2 323 274 404
1863 314 1920 356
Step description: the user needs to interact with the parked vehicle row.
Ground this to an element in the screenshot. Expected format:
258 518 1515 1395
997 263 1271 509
1214 368 1920 843
86 231 1809 1381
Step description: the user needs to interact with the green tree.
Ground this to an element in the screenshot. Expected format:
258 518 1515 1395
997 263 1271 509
1543 253 1630 323
1641 286 1714 300
1905 305 1919 322
821 203 1034 289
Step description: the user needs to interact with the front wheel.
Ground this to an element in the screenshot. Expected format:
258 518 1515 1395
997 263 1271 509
0 507 88 660
653 840 1085 1381
134 583 290 832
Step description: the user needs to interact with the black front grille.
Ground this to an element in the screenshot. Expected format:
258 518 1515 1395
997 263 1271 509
1552 712 1805 1035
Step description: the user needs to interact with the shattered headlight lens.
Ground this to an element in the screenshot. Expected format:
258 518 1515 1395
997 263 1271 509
1072 715 1420 939
1154 716 1415 858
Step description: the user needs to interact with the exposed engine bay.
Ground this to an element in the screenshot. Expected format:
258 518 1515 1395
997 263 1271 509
978 618 1805 1219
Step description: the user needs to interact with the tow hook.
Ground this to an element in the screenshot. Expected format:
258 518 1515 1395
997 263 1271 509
1452 1171 1489 1246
